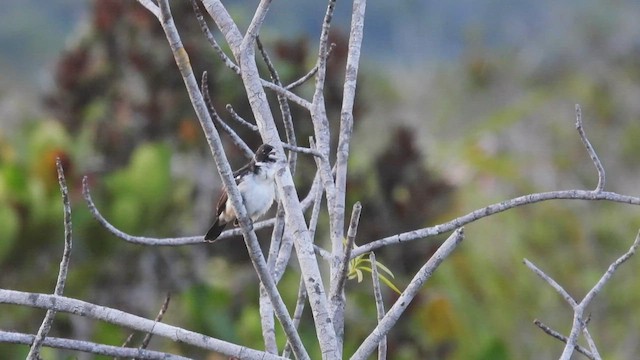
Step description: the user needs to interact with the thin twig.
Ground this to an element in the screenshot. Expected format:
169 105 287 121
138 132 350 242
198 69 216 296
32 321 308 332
560 231 640 359
532 320 595 360
201 72 253 159
285 43 336 90
83 170 320 247
350 228 465 360
575 104 605 192
1 331 190 360
256 35 298 173
280 143 324 158
190 0 240 74
369 253 387 360
225 104 260 132
83 176 275 245
352 190 640 258
523 259 578 308
138 292 171 354
582 326 602 360
581 231 639 307
27 159 74 360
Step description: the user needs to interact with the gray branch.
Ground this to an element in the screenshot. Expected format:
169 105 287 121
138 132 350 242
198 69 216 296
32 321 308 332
532 320 595 360
201 72 253 158
575 104 605 192
201 1 338 355
147 1 310 358
0 331 190 360
369 253 387 360
27 159 74 359
525 231 639 359
328 201 361 344
352 190 640 258
226 104 260 132
83 176 276 245
350 228 465 360
330 0 367 343
0 290 284 359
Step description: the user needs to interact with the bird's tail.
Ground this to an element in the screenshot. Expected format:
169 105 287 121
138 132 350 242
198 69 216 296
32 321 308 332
205 219 227 241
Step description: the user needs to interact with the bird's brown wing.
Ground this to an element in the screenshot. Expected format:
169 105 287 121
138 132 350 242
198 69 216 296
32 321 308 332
215 189 228 217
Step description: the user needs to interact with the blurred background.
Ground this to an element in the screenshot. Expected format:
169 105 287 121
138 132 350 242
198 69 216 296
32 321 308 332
1 0 640 359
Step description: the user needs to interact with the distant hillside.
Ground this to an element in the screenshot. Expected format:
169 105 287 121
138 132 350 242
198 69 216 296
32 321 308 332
1 0 638 89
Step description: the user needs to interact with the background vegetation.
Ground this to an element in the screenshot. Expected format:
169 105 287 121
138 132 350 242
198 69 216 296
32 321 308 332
1 0 640 359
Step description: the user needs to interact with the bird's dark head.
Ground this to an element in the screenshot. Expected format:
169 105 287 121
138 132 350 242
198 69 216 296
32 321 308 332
255 144 277 163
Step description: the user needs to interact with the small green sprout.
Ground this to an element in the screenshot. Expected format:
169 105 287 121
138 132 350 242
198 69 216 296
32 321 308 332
347 252 402 295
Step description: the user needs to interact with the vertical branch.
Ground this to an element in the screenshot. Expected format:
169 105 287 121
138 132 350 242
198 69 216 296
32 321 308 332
256 36 298 173
351 229 465 360
282 278 309 359
258 286 278 354
329 0 367 344
27 159 74 360
369 253 387 360
575 104 605 192
200 1 340 356
328 202 361 346
152 1 309 358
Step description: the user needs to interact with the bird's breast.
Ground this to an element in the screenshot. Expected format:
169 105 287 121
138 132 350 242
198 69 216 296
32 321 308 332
238 177 276 220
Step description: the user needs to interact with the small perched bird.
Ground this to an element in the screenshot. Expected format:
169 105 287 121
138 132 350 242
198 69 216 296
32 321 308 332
205 144 279 241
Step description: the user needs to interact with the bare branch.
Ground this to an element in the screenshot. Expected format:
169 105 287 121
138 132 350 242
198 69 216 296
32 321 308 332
274 172 324 281
582 326 602 360
240 0 272 53
286 43 335 91
83 176 275 245
201 72 253 158
352 190 640 258
369 253 387 360
560 231 640 359
282 278 308 359
1 331 190 360
136 0 161 19
581 230 639 307
532 320 595 360
351 228 465 360
259 286 278 354
0 290 284 359
190 0 239 74
280 142 324 158
201 2 338 352
329 202 362 341
523 259 578 308
575 104 605 192
226 104 260 132
27 159 74 360
84 169 320 247
139 292 171 352
141 2 312 357
256 36 298 173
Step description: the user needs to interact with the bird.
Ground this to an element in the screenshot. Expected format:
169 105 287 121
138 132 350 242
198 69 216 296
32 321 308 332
204 144 280 241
